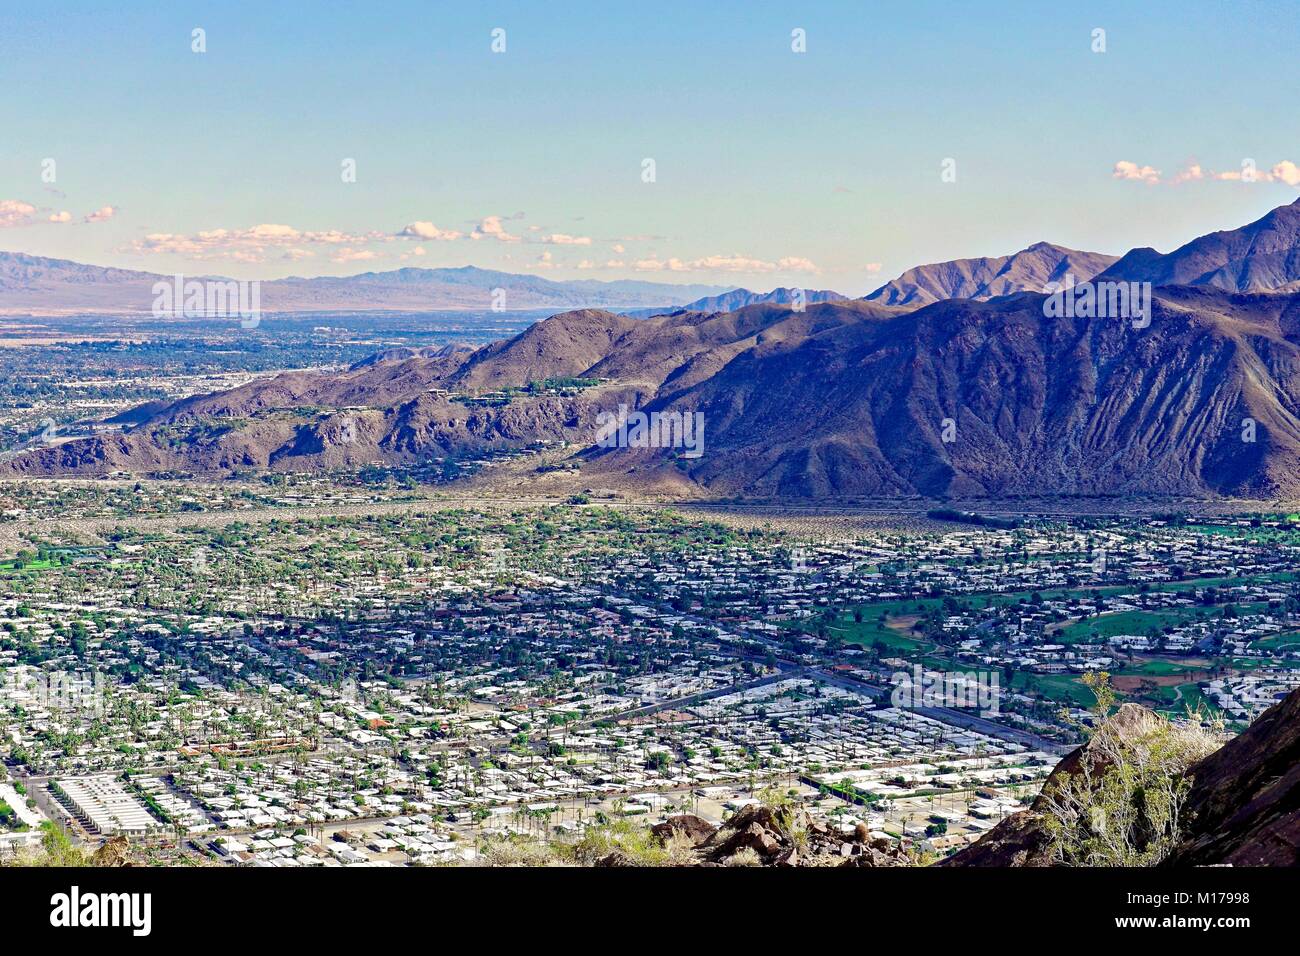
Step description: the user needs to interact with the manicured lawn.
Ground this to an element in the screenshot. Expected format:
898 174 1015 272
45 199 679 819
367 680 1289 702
1251 630 1300 652
1113 658 1205 677
1007 671 1098 708
0 558 56 574
1056 608 1200 644
1148 682 1218 717
779 599 940 653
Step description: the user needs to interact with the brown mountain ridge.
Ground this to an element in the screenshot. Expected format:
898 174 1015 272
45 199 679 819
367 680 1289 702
8 286 1300 500
15 199 1300 498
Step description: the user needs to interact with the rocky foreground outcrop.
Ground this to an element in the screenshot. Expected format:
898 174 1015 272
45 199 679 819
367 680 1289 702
946 688 1300 867
603 805 909 868
1164 686 1300 866
941 703 1164 866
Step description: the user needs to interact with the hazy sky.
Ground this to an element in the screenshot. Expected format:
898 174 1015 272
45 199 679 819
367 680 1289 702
2 0 1298 294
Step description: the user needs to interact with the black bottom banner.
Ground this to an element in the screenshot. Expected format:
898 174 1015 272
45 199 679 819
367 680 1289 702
0 864 1276 944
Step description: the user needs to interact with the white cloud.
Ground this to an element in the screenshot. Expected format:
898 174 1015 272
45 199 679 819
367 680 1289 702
1272 160 1300 186
633 257 687 272
48 210 72 223
399 221 462 241
0 200 37 228
1206 160 1300 185
1113 161 1162 184
1118 158 1300 188
1170 163 1204 185
330 248 377 264
472 215 521 242
542 233 592 245
84 205 117 222
129 222 389 262
864 262 883 273
631 253 820 275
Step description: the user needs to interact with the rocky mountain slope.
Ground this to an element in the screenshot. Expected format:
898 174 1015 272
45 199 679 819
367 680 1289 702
1164 685 1300 866
649 286 1300 499
946 685 1300 867
864 242 1118 306
1097 197 1300 294
10 286 1300 500
16 199 1300 495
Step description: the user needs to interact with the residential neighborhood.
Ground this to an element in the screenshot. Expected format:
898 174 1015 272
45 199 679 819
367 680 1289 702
2 498 1296 865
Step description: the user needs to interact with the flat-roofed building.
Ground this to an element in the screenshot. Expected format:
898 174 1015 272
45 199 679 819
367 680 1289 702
53 775 158 836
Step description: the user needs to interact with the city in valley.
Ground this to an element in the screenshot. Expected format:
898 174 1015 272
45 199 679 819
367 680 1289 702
2 452 1296 865
5 8 1300 932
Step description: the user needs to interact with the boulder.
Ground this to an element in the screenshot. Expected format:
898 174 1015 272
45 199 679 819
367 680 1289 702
595 849 635 867
651 814 717 847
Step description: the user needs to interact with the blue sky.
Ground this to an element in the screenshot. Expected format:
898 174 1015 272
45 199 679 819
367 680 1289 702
2 0 1298 293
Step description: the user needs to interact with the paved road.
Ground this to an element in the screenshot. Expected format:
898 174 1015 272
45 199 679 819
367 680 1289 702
2 773 83 846
810 667 1074 755
583 584 1073 755
571 669 807 728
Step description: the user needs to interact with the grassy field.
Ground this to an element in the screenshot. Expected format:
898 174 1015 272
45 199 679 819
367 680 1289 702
1146 682 1216 717
1115 658 1208 677
813 602 936 653
769 572 1299 711
1250 630 1300 652
1056 600 1272 646
1007 671 1099 708
1056 608 1203 644
0 557 56 575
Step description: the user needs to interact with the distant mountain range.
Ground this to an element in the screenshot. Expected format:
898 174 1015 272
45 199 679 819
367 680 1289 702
0 249 845 320
13 198 1300 500
7 197 1300 318
12 284 1300 499
624 286 848 318
863 242 1119 306
0 253 729 314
